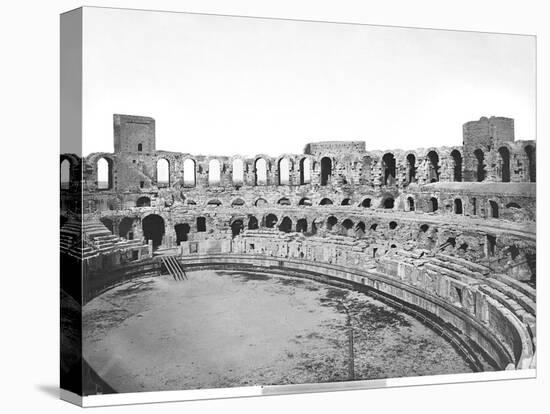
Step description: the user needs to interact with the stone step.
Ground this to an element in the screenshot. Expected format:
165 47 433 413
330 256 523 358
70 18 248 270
435 253 491 275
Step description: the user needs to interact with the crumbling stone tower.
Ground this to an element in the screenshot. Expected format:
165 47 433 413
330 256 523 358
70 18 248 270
114 114 156 154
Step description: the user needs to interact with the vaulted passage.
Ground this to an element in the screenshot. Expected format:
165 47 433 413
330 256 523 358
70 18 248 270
450 150 462 182
474 149 486 182
383 197 394 209
136 196 151 207
279 217 292 233
231 220 244 237
296 218 308 233
320 198 333 205
175 223 191 244
429 197 438 212
142 214 165 249
320 157 332 186
498 147 511 182
119 217 136 240
248 216 259 230
406 154 416 183
427 151 440 182
382 153 396 186
265 214 278 228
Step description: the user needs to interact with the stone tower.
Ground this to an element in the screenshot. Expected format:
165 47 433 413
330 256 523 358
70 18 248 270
113 114 156 154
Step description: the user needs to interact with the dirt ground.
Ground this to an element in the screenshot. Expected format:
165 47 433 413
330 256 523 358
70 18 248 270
83 270 473 393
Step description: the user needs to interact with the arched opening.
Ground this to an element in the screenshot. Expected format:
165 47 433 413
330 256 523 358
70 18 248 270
136 196 151 207
382 153 396 186
231 220 244 237
389 221 397 230
278 217 292 233
429 197 438 212
341 219 353 235
341 198 352 206
97 157 112 190
370 223 378 231
361 198 371 208
474 149 486 182
255 158 268 185
427 151 440 182
255 198 268 207
207 199 222 207
60 159 71 189
326 216 338 231
355 222 366 237
506 202 521 209
232 159 244 185
100 218 114 234
406 154 416 183
525 145 535 182
119 217 135 240
142 214 165 249
320 157 332 186
231 198 245 207
137 143 143 152
299 158 311 185
196 217 206 232
156 158 170 187
472 197 477 215
248 216 259 230
320 198 333 205
454 198 463 214
175 223 191 244
420 224 429 233
296 218 308 233
298 197 312 206
498 147 511 182
265 214 278 228
383 197 394 209
278 158 291 185
407 197 415 211
208 159 221 186
489 201 499 218
277 197 291 206
183 159 196 187
450 150 462 182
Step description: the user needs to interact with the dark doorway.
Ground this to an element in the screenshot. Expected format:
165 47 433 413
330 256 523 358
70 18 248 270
498 147 511 182
407 154 416 183
296 218 308 233
196 216 206 232
382 153 396 185
175 223 191 244
248 216 259 230
427 151 440 182
383 197 394 209
320 157 332 186
450 150 462 181
265 214 278 228
279 217 292 233
142 214 165 249
136 196 151 207
489 201 499 218
429 197 438 212
119 217 135 239
474 149 486 182
231 220 244 237
525 145 535 182
326 216 338 231
454 199 463 214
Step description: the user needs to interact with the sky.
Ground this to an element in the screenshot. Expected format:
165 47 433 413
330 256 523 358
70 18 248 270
81 7 536 157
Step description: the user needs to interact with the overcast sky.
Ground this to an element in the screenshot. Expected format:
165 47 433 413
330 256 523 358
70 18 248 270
82 7 535 157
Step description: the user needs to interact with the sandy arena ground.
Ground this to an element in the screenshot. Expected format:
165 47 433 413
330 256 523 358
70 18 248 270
83 270 474 393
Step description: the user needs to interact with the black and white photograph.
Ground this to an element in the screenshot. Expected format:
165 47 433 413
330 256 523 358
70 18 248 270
59 6 537 404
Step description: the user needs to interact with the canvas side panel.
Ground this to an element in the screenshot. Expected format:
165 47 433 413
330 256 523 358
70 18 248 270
60 7 83 397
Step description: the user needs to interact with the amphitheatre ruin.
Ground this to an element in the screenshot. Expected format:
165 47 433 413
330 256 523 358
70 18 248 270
61 113 536 394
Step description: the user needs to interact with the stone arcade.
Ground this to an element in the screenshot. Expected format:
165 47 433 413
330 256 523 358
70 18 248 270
61 113 536 380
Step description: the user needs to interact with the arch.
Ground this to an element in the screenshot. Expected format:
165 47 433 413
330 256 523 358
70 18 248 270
320 157 332 186
175 223 191 244
231 220 244 237
429 197 438 212
299 158 311 185
370 223 378 231
231 198 245 207
454 198 463 214
196 216 206 232
420 224 429 233
450 150 462 182
278 158 291 185
489 200 499 218
326 216 338 231
298 197 312 206
142 214 165 249
208 159 221 185
506 202 521 209
355 222 366 237
119 217 136 240
248 216 259 230
427 151 440 182
341 198 352 206
525 145 535 182
474 149 486 182
361 198 371 208
232 159 244 185
60 159 71 189
183 158 196 187
407 196 415 211
265 214 278 228
382 197 394 209
406 154 416 183
255 158 268 185
97 157 112 190
498 147 511 182
389 221 398 230
207 199 222 207
320 198 333 205
341 219 353 235
136 196 151 207
296 218 308 233
278 216 292 233
100 218 114 234
156 158 170 187
277 197 291 206
137 143 143 152
255 198 268 207
382 153 396 186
